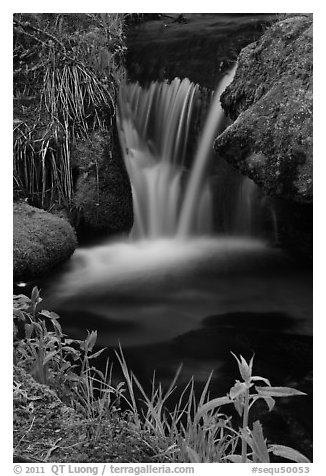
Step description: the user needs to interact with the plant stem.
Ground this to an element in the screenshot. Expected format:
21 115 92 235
241 388 250 463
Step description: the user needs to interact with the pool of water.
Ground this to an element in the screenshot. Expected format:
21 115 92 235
40 236 311 345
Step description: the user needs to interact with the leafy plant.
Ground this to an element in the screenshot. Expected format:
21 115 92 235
220 353 310 463
13 287 121 443
114 348 310 463
14 288 103 403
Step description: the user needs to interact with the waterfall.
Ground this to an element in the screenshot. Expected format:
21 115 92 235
117 66 278 242
177 68 236 236
117 68 235 239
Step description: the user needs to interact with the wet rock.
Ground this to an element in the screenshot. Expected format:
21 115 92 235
214 14 313 204
13 202 77 281
72 129 133 238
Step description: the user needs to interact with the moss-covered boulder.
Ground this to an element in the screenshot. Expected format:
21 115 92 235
13 202 77 281
72 130 133 237
214 14 313 203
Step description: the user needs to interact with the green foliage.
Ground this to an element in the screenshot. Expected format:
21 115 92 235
13 288 310 462
13 13 126 210
14 288 105 405
13 287 124 445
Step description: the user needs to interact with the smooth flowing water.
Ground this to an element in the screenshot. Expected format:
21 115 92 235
39 71 312 411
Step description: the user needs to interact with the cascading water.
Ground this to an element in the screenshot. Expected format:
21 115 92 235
117 68 236 239
117 67 278 241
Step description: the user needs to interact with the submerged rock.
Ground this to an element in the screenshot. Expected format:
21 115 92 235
13 202 77 281
214 14 313 204
72 129 133 238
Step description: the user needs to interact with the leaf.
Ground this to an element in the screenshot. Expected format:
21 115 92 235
51 318 63 336
13 309 26 321
65 339 83 348
250 394 276 412
88 348 106 360
31 286 42 305
255 386 306 398
39 309 60 320
43 350 59 365
63 347 81 362
250 421 270 463
269 445 311 463
262 396 276 412
233 396 244 416
251 376 271 386
13 294 31 310
229 381 248 399
231 352 253 382
224 454 252 463
184 446 201 463
195 395 232 423
84 330 98 352
24 323 34 339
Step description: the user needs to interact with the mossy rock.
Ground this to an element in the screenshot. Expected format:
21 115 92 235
13 202 77 281
214 14 313 203
72 129 133 237
13 365 81 462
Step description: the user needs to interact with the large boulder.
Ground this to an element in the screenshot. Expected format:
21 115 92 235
72 129 133 238
13 202 77 281
214 14 313 204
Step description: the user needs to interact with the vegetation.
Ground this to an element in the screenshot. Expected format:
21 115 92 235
13 288 310 463
13 13 126 213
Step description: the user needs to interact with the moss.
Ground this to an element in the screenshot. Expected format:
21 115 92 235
214 14 312 203
13 366 158 463
72 130 133 236
13 202 77 281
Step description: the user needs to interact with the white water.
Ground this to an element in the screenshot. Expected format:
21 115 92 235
117 68 235 239
177 68 236 236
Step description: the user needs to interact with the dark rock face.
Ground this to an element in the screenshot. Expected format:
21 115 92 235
214 14 313 204
13 202 77 281
72 129 133 238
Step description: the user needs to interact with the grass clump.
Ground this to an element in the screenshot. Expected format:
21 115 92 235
13 288 311 463
13 13 126 212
